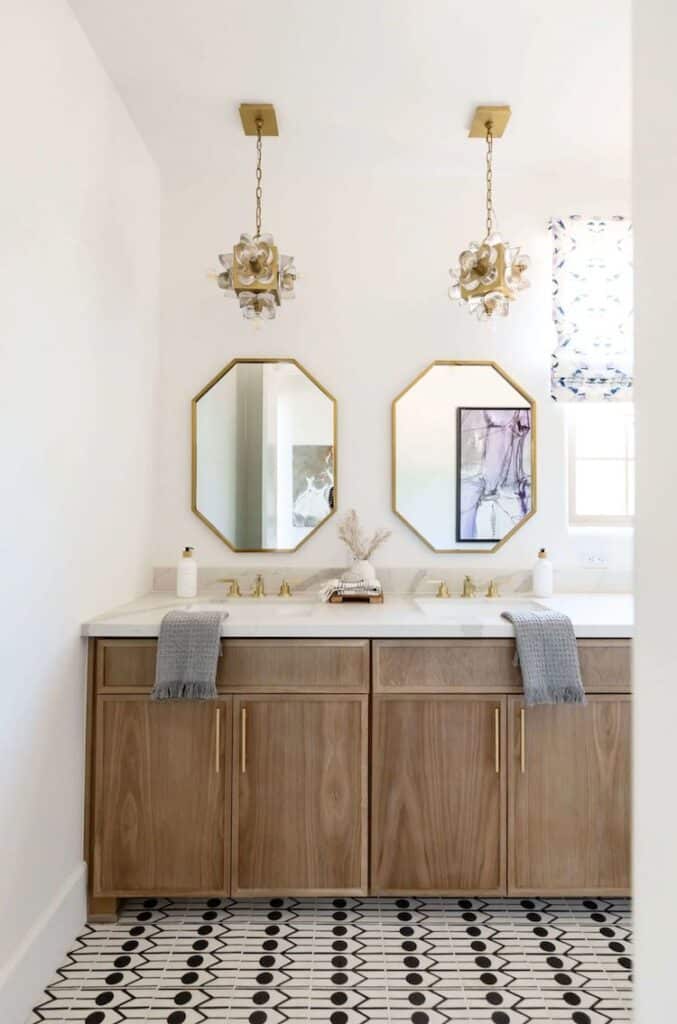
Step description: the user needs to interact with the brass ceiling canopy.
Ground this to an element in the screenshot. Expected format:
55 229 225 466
215 103 296 321
449 104 530 320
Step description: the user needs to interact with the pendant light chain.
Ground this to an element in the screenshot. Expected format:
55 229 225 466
255 118 263 238
485 120 494 238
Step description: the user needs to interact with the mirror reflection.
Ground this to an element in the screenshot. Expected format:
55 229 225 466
193 359 336 551
393 361 536 552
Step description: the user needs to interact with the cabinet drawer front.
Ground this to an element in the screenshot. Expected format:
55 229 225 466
578 639 631 692
97 639 157 690
220 639 369 692
97 638 369 693
373 639 521 692
373 639 632 693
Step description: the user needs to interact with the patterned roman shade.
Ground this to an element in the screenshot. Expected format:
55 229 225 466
550 215 633 401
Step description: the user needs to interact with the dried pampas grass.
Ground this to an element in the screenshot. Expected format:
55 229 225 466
337 509 391 561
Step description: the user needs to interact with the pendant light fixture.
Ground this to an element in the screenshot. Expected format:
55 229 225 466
448 105 529 320
216 103 296 320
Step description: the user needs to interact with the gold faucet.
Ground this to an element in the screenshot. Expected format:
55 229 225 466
251 573 266 598
278 579 293 598
218 577 241 597
461 575 476 598
486 579 500 598
436 581 450 598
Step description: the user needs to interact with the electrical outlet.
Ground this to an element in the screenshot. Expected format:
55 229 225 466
582 552 609 568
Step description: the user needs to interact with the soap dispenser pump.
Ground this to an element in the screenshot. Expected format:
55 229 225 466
177 546 198 598
532 547 553 598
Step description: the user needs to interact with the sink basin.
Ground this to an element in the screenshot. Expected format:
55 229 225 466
415 597 543 618
183 599 317 619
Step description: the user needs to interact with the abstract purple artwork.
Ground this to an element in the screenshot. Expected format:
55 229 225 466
457 407 533 542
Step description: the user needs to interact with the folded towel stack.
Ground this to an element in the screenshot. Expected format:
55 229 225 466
152 609 227 700
319 578 383 602
501 608 586 706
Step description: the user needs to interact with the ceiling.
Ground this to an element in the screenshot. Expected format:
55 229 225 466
69 0 630 187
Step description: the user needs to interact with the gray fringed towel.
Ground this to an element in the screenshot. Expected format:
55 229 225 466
152 610 226 700
501 609 586 706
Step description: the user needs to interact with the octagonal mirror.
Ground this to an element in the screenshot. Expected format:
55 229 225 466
392 361 536 552
192 358 336 551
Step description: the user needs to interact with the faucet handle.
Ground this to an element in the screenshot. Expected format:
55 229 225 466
251 573 265 598
436 581 450 599
486 579 499 598
218 577 241 597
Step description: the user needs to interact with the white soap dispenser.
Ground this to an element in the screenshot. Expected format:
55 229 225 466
532 547 554 598
177 546 198 598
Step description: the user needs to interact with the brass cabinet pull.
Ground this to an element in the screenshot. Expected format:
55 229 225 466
241 706 247 774
494 706 500 774
520 707 526 773
215 707 221 774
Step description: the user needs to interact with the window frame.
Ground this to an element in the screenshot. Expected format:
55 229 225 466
567 404 635 528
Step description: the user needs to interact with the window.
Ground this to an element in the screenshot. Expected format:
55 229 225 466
568 404 634 526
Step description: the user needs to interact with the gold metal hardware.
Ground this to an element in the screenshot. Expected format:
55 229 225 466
436 581 450 599
215 707 221 774
239 103 279 136
251 574 266 598
462 575 476 598
218 578 241 597
494 707 500 774
520 708 526 773
279 579 293 597
241 707 247 773
486 579 499 598
468 105 511 139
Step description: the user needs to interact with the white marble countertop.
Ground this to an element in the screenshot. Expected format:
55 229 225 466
82 592 633 639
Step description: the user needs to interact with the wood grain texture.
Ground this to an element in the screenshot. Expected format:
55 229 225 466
508 695 631 896
97 639 158 690
87 896 119 922
373 639 631 694
83 639 97 863
220 639 369 692
578 640 631 692
96 638 369 693
232 694 368 895
373 639 522 692
93 695 231 896
371 695 507 895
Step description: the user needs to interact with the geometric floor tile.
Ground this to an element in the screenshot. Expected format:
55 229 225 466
27 897 632 1024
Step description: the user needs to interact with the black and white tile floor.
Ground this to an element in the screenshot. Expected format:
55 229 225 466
28 897 632 1023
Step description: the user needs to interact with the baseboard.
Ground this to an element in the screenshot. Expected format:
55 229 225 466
0 861 86 1024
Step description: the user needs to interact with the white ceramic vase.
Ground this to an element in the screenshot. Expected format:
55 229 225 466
342 558 377 583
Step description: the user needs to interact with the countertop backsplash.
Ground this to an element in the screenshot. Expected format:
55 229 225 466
152 565 632 596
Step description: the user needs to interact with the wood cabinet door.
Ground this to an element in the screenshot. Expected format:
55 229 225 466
232 694 368 895
508 695 631 896
93 696 231 896
371 695 507 895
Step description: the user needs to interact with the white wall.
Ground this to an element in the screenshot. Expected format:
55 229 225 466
0 0 160 1018
633 1 677 1018
155 168 632 572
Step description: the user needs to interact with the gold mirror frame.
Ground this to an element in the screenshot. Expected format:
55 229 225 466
192 357 338 552
392 360 537 553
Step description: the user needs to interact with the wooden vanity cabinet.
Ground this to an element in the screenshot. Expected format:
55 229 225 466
85 635 631 915
371 695 506 895
92 695 231 898
508 694 631 896
232 694 369 896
